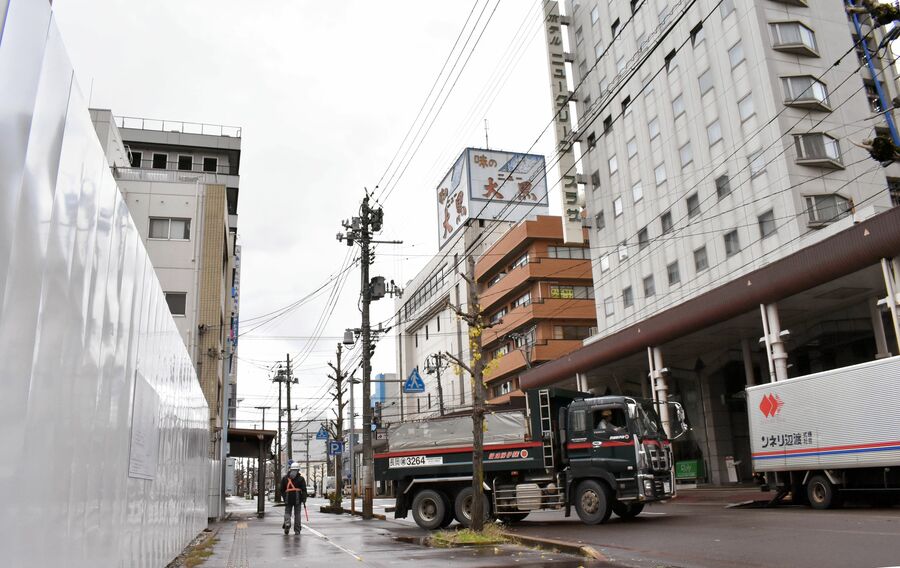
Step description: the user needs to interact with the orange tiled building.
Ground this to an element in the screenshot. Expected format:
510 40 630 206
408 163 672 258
475 216 597 404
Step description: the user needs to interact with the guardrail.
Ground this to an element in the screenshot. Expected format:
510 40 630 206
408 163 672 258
115 115 241 138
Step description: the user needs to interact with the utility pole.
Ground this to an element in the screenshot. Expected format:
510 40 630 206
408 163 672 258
338 191 402 520
348 371 356 514
274 372 283 503
285 354 294 461
441 256 494 531
424 354 446 416
326 343 348 511
253 406 271 430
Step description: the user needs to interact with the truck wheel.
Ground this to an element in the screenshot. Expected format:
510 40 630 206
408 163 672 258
454 486 491 528
411 489 449 530
496 512 529 524
575 480 612 525
806 475 841 510
440 505 454 528
611 500 644 519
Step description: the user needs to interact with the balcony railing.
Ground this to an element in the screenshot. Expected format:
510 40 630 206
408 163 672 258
111 166 238 185
115 115 241 138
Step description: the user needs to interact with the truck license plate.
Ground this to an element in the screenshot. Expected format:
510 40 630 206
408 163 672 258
663 480 671 493
389 455 443 468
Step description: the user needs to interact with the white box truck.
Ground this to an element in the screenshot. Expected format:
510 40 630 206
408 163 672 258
747 356 900 509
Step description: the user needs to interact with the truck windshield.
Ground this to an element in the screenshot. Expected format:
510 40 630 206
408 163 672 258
634 403 664 438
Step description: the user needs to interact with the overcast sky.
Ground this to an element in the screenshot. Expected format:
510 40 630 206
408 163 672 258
54 0 563 433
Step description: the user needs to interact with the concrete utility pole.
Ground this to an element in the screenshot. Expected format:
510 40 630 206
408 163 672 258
285 354 294 460
442 256 494 531
337 192 401 520
424 354 447 416
274 373 283 503
326 343 348 511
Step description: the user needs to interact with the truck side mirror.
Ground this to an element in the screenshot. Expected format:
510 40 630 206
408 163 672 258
666 402 689 440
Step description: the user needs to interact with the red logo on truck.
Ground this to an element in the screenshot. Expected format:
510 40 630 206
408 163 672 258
759 393 784 418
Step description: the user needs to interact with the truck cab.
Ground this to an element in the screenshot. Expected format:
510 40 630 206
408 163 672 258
561 396 685 523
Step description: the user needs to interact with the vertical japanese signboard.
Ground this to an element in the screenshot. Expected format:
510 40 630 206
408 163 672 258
543 0 583 244
436 153 469 249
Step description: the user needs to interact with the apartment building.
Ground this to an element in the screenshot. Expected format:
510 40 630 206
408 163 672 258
474 216 597 403
520 0 900 483
91 110 242 457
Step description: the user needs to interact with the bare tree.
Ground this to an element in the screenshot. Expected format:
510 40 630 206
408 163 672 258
325 343 348 511
440 256 498 532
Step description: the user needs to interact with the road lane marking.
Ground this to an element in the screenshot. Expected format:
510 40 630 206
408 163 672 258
302 524 365 562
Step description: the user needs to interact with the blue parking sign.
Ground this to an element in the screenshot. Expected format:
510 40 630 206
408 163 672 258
328 440 344 456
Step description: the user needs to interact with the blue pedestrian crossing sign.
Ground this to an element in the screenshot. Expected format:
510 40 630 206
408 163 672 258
403 368 426 393
328 440 344 456
315 426 328 440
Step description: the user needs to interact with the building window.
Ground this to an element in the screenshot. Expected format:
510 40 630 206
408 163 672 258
758 209 777 238
579 59 588 80
490 307 508 324
149 217 191 240
632 182 643 203
720 0 735 18
595 40 604 60
715 174 731 199
511 253 529 270
707 119 722 146
738 93 755 122
782 76 830 109
728 41 745 69
595 210 605 231
591 5 599 24
672 94 685 118
512 292 532 309
622 286 634 308
770 21 818 56
667 261 680 285
638 227 649 250
177 155 193 171
630 0 639 14
129 151 142 168
604 296 615 317
643 275 656 298
691 22 705 47
724 230 741 257
627 138 638 159
591 170 601 188
888 177 900 206
622 96 632 116
601 254 611 272
679 143 693 168
164 292 187 316
575 26 584 46
203 157 218 173
548 246 589 260
655 163 667 185
550 285 594 299
805 194 852 226
603 116 613 133
661 211 673 234
863 79 883 113
694 246 709 271
152 153 168 169
611 18 620 37
613 196 624 217
488 272 506 287
664 49 677 72
608 154 618 175
425 325 429 340
588 132 597 150
553 325 593 340
749 150 766 177
649 117 660 139
698 69 714 95
513 327 536 347
686 193 700 218
494 344 510 358
618 242 629 261
794 133 843 167
494 380 512 398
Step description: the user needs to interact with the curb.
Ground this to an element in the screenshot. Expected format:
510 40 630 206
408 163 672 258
318 505 387 521
499 531 607 561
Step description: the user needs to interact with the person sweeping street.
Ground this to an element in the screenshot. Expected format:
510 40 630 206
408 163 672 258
280 462 308 535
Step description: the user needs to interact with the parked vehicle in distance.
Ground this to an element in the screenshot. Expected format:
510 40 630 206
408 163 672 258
375 388 687 530
748 356 900 509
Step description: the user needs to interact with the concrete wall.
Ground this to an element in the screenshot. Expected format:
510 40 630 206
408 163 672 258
0 2 210 566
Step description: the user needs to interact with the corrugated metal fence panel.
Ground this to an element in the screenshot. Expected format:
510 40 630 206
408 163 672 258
748 357 900 472
0 2 210 566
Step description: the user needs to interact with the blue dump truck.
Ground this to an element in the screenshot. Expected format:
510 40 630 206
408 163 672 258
375 388 687 529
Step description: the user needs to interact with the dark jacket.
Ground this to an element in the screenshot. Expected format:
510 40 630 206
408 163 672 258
280 471 307 505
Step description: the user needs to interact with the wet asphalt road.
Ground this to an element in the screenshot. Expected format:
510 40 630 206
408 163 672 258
204 497 604 567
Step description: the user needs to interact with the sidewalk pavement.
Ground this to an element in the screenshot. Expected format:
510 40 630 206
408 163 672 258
202 497 606 568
